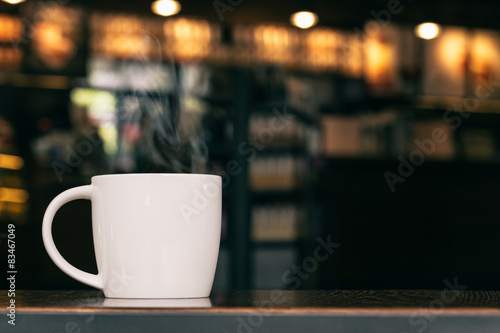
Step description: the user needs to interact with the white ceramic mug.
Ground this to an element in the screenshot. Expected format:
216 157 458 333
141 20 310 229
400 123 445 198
42 173 222 298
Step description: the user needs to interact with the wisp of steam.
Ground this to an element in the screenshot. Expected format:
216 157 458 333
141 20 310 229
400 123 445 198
117 31 208 174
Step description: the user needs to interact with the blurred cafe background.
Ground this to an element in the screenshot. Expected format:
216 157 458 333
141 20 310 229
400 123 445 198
2 0 500 291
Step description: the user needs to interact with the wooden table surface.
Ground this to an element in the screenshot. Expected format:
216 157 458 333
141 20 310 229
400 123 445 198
2 290 500 333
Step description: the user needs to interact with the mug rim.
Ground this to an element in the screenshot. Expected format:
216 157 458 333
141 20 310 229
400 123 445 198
91 173 221 180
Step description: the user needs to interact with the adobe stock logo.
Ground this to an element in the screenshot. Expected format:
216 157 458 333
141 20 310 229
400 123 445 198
400 277 467 333
384 74 500 193
107 268 135 294
179 180 221 224
232 235 340 333
384 127 449 193
213 0 244 21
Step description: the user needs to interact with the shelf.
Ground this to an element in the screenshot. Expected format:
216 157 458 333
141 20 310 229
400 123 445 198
323 155 500 166
415 95 500 114
251 102 319 125
73 86 173 97
251 240 302 248
364 95 414 108
354 94 500 115
250 188 303 198
250 145 307 155
0 73 72 90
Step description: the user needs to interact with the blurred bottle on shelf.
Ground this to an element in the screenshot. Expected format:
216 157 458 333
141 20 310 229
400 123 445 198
249 155 305 191
411 120 456 160
249 113 306 149
321 112 457 160
251 204 305 242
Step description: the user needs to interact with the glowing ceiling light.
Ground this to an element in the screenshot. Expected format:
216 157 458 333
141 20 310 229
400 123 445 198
290 11 318 29
151 0 181 17
1 0 25 4
415 22 441 40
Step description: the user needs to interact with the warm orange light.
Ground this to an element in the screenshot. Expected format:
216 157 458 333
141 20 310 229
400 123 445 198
1 0 26 4
0 154 24 170
438 30 466 70
470 31 496 77
290 11 318 29
163 18 213 59
151 0 181 17
306 29 338 49
254 26 291 48
0 188 29 203
415 22 441 40
365 38 393 85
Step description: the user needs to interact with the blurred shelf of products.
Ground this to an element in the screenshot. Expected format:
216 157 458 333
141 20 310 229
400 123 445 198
251 204 306 242
0 118 28 225
3 0 500 291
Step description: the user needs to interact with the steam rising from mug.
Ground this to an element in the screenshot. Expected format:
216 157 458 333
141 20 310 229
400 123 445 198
110 30 209 175
118 74 208 174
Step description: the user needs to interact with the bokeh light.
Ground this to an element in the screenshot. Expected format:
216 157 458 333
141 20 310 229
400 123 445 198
290 11 318 29
415 22 441 40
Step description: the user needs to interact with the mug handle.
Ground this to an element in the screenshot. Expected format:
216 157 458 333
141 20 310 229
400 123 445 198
42 185 103 290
